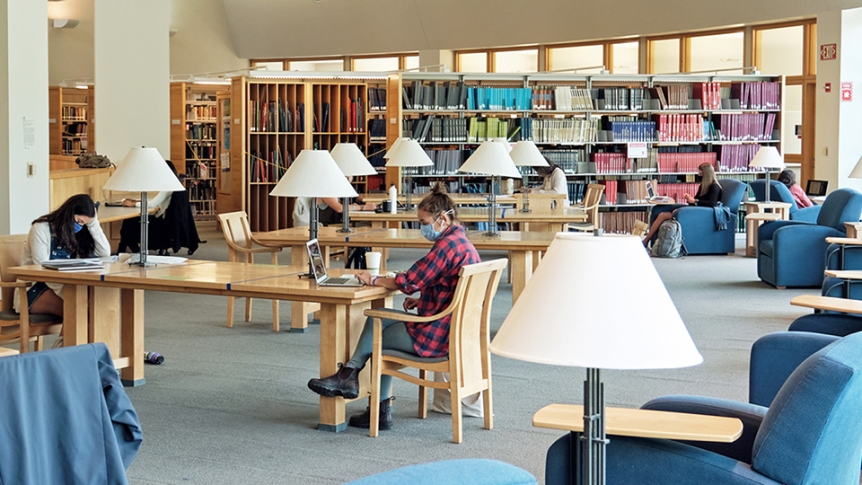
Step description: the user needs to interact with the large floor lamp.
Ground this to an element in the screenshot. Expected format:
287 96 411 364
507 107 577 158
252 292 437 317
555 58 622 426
102 147 185 266
749 146 785 203
384 138 432 211
330 143 377 233
270 150 358 277
458 140 522 236
509 141 549 213
490 233 703 485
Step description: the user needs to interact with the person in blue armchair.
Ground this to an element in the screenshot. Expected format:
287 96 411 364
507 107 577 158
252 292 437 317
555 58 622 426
643 162 723 245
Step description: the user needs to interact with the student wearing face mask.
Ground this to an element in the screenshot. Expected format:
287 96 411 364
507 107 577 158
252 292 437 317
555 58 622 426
14 194 110 343
307 183 480 430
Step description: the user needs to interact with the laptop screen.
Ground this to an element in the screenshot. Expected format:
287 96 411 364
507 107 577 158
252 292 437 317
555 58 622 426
806 180 828 197
306 239 328 282
645 180 656 199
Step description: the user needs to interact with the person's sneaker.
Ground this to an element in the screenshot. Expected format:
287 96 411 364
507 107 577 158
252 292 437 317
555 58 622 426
348 397 395 430
307 364 360 399
50 337 64 350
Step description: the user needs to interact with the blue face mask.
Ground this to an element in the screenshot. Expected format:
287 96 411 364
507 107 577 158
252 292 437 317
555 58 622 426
420 223 442 242
73 221 84 233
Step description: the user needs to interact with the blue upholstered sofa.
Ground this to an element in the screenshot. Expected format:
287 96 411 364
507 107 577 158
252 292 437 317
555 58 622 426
757 187 862 288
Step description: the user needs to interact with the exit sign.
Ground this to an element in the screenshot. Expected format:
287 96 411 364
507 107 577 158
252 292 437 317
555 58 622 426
820 43 837 61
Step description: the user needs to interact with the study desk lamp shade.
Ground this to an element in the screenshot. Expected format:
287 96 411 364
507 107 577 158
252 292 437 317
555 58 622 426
330 143 376 233
748 146 785 203
102 147 185 266
491 137 513 153
269 149 358 198
509 141 549 213
850 155 862 179
384 138 433 210
458 140 522 179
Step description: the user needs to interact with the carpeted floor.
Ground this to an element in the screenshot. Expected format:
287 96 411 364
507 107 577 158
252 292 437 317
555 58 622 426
19 227 821 484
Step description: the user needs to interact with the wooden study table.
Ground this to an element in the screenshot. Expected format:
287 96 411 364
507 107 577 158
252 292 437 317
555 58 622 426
349 207 586 232
790 293 862 315
533 403 743 442
10 261 395 432
254 226 556 305
361 193 516 207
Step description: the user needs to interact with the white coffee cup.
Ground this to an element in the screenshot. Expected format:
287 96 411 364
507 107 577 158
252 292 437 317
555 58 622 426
365 251 382 276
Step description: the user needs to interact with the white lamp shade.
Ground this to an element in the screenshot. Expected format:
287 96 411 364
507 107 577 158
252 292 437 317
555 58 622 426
384 139 433 168
330 143 377 176
458 140 522 178
270 150 358 198
490 233 703 370
850 156 862 179
491 137 513 153
102 147 185 192
748 146 785 169
383 137 410 160
509 141 550 167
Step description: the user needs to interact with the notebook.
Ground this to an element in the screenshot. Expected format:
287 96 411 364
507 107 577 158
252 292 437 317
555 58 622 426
806 180 828 197
306 239 363 287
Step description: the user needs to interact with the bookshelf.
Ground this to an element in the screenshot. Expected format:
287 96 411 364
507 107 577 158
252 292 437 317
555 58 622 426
229 74 387 232
49 86 95 156
385 72 784 233
170 82 228 220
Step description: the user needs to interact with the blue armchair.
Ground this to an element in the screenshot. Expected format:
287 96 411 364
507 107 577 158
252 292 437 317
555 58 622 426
757 188 862 288
344 459 537 485
672 178 747 255
821 241 862 299
545 331 862 485
749 179 820 223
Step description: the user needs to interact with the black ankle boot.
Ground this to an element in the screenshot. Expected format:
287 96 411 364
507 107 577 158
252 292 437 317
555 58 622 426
307 365 360 399
349 397 395 430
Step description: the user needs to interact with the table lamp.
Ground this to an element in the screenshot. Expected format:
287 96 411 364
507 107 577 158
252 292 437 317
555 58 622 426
490 233 703 485
270 150 357 274
384 138 432 211
509 140 549 213
749 146 785 203
330 143 377 233
102 147 186 266
458 140 522 236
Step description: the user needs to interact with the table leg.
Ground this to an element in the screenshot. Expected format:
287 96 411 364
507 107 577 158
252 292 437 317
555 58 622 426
89 287 121 357
290 244 315 332
511 250 533 304
120 288 145 387
64 285 88 347
317 300 371 432
745 218 757 258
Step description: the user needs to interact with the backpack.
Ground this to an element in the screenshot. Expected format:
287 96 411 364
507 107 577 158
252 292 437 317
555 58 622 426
75 152 113 169
650 219 685 258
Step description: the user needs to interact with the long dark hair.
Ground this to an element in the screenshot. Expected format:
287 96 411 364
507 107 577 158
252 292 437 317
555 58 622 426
33 194 97 257
535 157 561 177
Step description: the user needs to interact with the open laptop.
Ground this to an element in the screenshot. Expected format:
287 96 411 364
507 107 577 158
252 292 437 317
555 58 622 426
644 181 672 203
806 180 828 197
306 238 363 287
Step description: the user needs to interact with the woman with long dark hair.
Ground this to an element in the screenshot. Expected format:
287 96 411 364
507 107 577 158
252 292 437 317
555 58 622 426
15 194 110 320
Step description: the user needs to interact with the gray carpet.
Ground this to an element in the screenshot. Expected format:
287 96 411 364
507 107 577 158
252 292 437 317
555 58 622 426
22 227 820 484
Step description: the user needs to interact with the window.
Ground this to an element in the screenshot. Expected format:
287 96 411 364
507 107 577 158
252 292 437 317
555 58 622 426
289 59 344 71
403 55 419 71
547 44 604 72
252 61 284 71
458 52 488 73
353 57 399 72
649 38 679 74
689 31 744 74
756 25 804 77
493 49 538 73
611 42 639 74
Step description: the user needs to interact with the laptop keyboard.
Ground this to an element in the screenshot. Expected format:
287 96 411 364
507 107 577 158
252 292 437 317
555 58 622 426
326 277 354 284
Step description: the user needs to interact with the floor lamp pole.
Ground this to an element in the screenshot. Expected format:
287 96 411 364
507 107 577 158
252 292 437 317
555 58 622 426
132 191 152 267
305 197 319 278
338 197 353 233
582 368 607 485
764 170 772 203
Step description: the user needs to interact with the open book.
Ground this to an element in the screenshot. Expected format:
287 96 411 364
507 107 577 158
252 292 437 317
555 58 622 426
41 259 106 272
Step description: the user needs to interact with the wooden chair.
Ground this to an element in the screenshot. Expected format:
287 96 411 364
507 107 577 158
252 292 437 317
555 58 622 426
0 235 62 353
217 211 282 332
364 258 508 443
567 184 605 232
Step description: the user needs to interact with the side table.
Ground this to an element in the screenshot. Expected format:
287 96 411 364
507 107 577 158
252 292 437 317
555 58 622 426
743 202 792 258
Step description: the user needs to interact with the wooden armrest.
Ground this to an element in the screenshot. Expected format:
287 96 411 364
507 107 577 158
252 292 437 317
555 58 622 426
824 270 862 280
365 306 454 323
790 294 862 315
0 281 29 289
250 235 286 249
225 239 282 254
825 237 862 246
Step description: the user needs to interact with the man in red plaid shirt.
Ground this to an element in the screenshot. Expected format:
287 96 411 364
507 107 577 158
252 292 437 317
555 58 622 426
308 185 480 431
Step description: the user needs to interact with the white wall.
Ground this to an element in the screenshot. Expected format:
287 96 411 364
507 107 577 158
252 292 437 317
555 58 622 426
47 0 94 86
94 0 170 162
0 0 49 234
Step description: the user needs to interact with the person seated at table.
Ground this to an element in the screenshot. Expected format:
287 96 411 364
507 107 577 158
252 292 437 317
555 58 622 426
529 157 570 207
307 183 481 430
777 169 813 208
642 162 723 246
15 194 110 345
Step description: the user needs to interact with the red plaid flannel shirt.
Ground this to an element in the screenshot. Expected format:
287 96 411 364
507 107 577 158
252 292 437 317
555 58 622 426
395 225 480 357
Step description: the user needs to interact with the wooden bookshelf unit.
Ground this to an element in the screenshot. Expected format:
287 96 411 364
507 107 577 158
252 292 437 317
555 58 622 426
170 82 229 220
49 86 95 156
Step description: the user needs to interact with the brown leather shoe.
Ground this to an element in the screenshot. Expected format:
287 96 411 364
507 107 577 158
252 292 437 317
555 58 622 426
307 365 360 399
349 397 395 430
